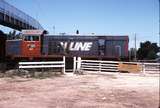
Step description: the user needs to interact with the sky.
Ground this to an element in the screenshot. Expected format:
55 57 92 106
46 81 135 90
2 0 159 48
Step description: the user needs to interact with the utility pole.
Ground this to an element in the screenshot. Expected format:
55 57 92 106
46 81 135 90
53 26 55 34
129 48 131 61
134 33 137 61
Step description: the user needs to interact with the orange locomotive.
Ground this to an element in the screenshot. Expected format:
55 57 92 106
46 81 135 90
6 30 44 60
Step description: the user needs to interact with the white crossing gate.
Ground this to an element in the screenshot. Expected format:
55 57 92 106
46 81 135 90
141 63 160 75
19 56 66 74
73 57 119 73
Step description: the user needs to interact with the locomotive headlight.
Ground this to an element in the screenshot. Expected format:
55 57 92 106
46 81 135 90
27 44 36 50
30 44 36 48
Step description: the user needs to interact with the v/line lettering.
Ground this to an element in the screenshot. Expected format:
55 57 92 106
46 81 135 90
60 42 93 51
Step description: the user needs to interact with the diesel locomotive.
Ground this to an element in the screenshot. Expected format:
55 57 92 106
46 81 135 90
5 30 129 60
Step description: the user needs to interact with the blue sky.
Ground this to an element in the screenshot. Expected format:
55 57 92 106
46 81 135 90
2 0 159 48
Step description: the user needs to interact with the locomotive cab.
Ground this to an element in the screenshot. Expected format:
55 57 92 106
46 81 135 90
6 30 46 59
21 30 44 58
22 34 41 57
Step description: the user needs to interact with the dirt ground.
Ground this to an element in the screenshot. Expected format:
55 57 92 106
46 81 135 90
0 72 159 108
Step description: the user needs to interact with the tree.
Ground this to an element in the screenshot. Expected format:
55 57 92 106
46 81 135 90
6 30 22 39
137 41 160 60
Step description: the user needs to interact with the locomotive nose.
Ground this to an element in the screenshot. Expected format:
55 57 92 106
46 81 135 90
27 43 36 50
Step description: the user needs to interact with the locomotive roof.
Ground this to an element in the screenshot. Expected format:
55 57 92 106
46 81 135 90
44 35 129 40
45 34 128 37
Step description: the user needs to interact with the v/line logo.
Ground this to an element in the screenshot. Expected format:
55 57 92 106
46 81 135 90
60 42 93 51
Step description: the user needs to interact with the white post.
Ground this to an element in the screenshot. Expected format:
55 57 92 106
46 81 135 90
77 57 81 73
62 56 66 74
143 64 146 75
99 61 101 73
73 57 77 74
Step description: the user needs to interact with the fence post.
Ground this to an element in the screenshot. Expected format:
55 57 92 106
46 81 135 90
99 61 101 73
62 56 66 74
73 57 77 74
77 57 81 73
141 63 145 76
143 64 145 75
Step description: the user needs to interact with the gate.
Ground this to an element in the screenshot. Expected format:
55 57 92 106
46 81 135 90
141 63 160 75
73 57 160 75
73 57 119 73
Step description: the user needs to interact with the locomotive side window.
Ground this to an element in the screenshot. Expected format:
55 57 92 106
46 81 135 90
33 36 39 41
24 36 39 41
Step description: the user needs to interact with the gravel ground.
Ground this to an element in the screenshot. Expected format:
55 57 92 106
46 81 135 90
0 72 159 108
